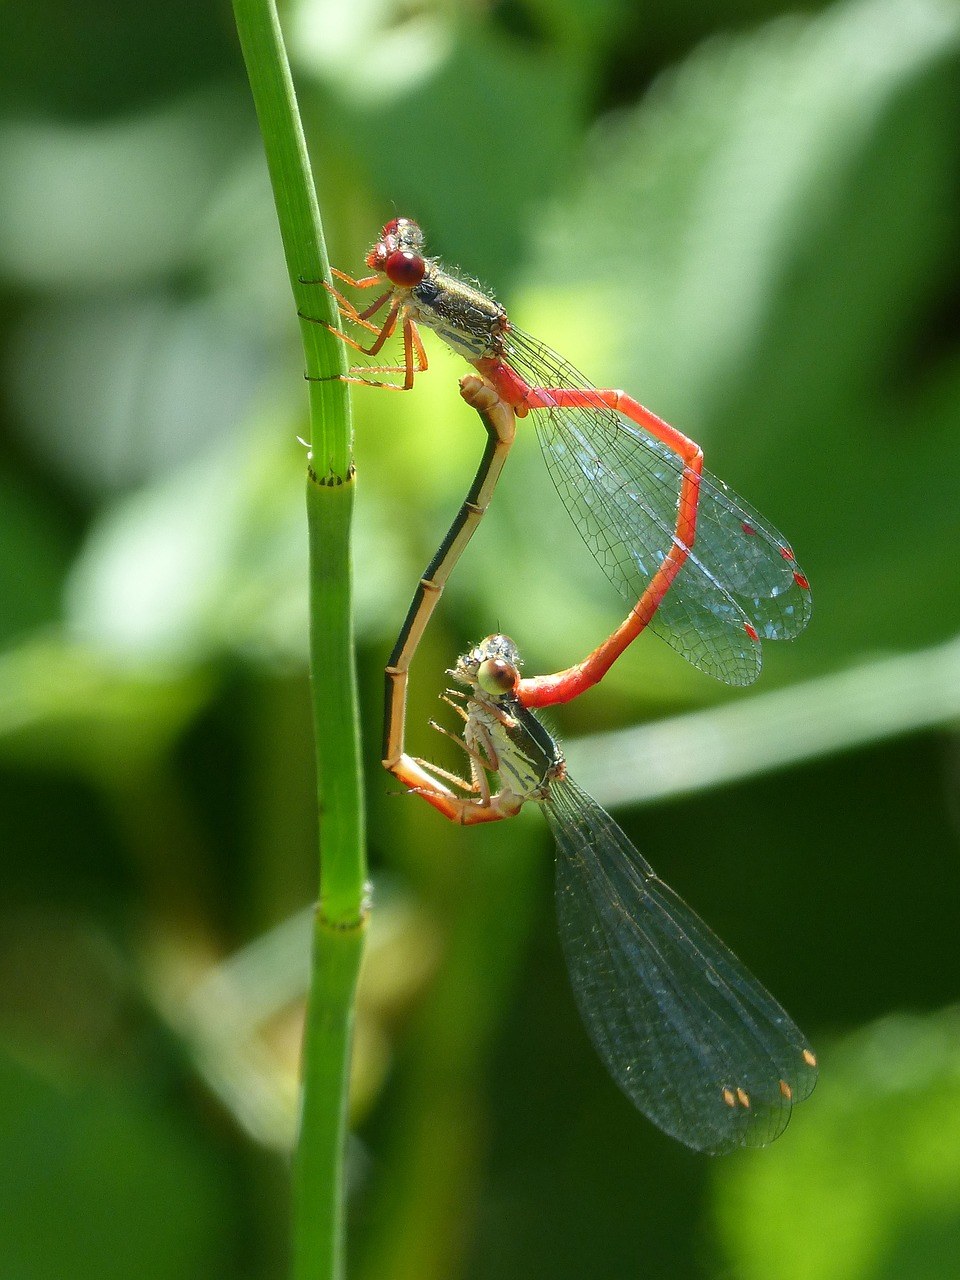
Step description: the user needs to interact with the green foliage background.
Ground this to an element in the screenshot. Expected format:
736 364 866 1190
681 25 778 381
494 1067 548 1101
2 0 960 1276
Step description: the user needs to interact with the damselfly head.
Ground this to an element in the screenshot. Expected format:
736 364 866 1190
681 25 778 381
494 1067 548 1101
452 634 522 696
366 217 427 288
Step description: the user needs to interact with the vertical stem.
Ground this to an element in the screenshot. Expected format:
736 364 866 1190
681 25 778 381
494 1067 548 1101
230 3 367 1278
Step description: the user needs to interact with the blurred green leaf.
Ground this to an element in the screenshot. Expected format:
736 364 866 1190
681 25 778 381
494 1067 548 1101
0 92 250 287
8 294 273 492
0 1052 231 1280
63 411 309 662
0 638 209 778
0 472 71 643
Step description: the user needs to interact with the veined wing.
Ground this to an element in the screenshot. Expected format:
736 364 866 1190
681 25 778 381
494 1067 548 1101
503 327 812 685
545 776 817 1153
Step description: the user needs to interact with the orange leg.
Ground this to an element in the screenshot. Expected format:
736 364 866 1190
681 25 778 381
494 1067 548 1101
299 268 381 290
330 268 382 289
297 270 386 334
389 677 525 825
328 315 428 389
301 271 421 374
324 285 389 334
299 306 429 390
388 754 522 825
323 296 401 359
304 296 429 390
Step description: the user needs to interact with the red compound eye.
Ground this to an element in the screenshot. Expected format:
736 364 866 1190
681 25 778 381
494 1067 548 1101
384 249 425 287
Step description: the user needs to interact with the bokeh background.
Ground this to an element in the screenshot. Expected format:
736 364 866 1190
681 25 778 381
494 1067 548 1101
3 0 960 1276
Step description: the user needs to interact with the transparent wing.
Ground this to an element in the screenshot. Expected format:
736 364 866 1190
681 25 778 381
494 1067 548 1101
545 777 817 1153
503 328 812 685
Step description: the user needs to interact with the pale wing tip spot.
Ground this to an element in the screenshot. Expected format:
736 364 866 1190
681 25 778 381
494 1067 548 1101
721 1085 752 1110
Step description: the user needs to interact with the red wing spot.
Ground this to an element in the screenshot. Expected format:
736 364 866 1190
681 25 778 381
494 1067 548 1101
793 571 810 591
741 522 756 536
744 622 760 643
779 544 796 562
779 1079 793 1100
802 1049 817 1068
722 1087 736 1108
736 1088 751 1109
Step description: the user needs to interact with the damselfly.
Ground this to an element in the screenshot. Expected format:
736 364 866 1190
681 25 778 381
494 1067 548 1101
394 633 818 1153
316 218 812 702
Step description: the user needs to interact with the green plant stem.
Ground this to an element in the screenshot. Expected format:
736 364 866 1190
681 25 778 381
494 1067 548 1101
230 2 367 1278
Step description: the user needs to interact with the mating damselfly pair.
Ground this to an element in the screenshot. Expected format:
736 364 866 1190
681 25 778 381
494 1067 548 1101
312 218 817 1152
